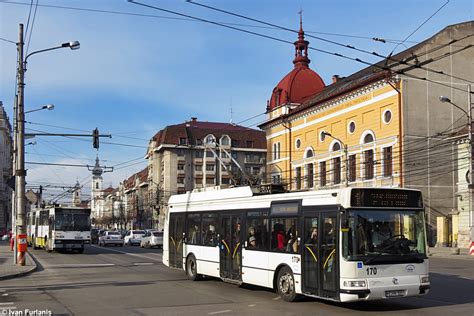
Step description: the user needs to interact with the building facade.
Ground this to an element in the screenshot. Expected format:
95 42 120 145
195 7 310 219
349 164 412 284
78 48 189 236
0 102 12 234
260 21 473 246
146 118 266 230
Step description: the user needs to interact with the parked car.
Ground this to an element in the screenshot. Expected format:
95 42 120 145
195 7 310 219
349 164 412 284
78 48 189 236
140 231 163 248
98 231 124 247
124 230 145 246
90 228 100 244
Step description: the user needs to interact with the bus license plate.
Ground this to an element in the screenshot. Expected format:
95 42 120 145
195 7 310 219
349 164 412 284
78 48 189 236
385 290 406 297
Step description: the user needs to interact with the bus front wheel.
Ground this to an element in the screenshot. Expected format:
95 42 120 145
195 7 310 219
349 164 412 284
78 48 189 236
186 255 202 281
276 266 299 302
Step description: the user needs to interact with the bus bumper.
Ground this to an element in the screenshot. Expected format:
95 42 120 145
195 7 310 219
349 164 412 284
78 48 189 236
54 239 85 249
340 278 430 302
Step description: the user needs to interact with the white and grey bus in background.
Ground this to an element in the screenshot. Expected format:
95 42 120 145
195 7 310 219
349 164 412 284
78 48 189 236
27 206 91 253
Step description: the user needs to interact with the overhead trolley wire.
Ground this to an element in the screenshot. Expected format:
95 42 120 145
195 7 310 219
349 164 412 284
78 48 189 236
390 0 450 54
187 0 472 84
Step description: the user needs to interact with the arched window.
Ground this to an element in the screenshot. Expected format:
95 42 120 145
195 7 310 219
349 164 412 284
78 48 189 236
304 147 314 159
332 142 341 152
360 130 376 145
204 134 216 145
95 182 99 189
364 134 374 144
220 135 230 146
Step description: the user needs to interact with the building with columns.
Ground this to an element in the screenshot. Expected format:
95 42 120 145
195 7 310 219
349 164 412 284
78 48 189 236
259 21 473 246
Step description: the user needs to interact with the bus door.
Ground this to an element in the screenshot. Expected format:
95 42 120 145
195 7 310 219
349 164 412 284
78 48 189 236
302 211 338 298
320 212 338 299
302 215 319 295
219 214 242 281
169 213 185 269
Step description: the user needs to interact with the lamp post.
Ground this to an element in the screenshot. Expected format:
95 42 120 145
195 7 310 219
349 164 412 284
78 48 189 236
15 23 79 265
322 132 349 187
25 104 54 114
439 84 473 250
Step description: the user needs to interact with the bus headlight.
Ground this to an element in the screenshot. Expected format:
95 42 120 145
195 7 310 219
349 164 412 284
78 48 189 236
343 280 367 288
420 276 429 283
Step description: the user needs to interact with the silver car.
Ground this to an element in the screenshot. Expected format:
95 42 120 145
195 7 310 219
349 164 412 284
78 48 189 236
98 231 124 247
140 231 163 248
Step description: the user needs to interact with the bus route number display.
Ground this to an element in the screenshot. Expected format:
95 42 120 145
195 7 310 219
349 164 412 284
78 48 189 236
351 189 423 208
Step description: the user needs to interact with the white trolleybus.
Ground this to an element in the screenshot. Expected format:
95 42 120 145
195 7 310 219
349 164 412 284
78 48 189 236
164 186 430 303
27 206 91 253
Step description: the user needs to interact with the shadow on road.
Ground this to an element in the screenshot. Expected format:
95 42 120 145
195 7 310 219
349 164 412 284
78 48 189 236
235 273 474 311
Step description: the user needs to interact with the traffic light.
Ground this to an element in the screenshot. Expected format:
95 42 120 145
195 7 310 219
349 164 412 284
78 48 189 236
93 128 99 149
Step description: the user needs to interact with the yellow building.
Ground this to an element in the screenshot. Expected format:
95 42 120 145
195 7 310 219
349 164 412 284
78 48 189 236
260 21 473 246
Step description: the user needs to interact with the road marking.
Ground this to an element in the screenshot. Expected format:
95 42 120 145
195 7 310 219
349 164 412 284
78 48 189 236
272 296 281 300
91 245 163 262
1 294 8 297
0 303 14 306
44 263 115 268
248 304 256 307
208 310 232 315
133 262 154 266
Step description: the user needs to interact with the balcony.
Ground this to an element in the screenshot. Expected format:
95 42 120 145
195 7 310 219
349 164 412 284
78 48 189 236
244 157 265 164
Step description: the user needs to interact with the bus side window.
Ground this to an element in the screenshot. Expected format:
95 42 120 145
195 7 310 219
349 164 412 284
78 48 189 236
246 217 269 250
186 213 201 245
271 218 298 253
201 213 218 246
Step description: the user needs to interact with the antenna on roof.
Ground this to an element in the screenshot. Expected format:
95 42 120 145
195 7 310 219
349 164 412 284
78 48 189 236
230 98 234 124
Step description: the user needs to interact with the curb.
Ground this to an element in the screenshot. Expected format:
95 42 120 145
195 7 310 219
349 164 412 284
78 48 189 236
0 251 38 281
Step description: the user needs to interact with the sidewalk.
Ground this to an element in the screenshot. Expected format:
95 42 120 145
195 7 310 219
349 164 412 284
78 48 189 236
0 241 37 280
428 246 474 259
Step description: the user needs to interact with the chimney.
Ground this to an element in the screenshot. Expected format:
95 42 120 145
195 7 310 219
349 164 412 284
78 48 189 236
332 75 341 83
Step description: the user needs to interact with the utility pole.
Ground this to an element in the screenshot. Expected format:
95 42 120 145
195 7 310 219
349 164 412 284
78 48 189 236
11 96 18 264
15 24 26 266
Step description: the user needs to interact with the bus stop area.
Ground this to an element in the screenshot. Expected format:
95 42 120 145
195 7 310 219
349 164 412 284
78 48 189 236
0 241 37 281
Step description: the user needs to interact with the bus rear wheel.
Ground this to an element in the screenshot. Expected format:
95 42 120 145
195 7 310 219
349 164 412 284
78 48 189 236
186 255 202 281
276 266 299 302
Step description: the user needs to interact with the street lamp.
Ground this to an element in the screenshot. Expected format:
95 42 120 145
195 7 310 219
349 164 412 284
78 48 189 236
322 132 349 187
25 104 54 114
439 88 473 250
14 23 80 265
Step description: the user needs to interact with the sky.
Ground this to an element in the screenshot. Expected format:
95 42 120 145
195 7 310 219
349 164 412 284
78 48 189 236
0 0 472 203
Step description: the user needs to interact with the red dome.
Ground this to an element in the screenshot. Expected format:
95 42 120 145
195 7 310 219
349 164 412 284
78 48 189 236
268 19 325 111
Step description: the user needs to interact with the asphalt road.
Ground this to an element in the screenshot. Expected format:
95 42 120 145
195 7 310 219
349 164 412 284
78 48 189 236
0 245 473 315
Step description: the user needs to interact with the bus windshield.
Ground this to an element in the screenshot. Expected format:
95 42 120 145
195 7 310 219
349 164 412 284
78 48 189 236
55 213 91 231
343 209 426 264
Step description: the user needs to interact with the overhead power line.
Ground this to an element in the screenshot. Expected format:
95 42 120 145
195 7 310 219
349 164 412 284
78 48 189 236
390 0 450 54
0 36 16 44
187 0 472 84
0 0 423 44
129 0 473 94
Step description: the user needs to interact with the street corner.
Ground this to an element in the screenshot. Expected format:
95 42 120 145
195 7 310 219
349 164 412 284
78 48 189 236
0 250 38 281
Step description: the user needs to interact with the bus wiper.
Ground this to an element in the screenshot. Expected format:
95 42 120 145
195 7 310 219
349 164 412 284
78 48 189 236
364 235 418 265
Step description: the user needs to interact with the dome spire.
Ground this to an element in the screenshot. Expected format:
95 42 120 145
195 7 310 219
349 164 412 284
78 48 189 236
92 155 103 177
293 12 310 68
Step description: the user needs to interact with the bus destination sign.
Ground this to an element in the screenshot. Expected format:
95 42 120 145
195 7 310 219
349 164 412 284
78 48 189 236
271 202 299 216
350 189 423 208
